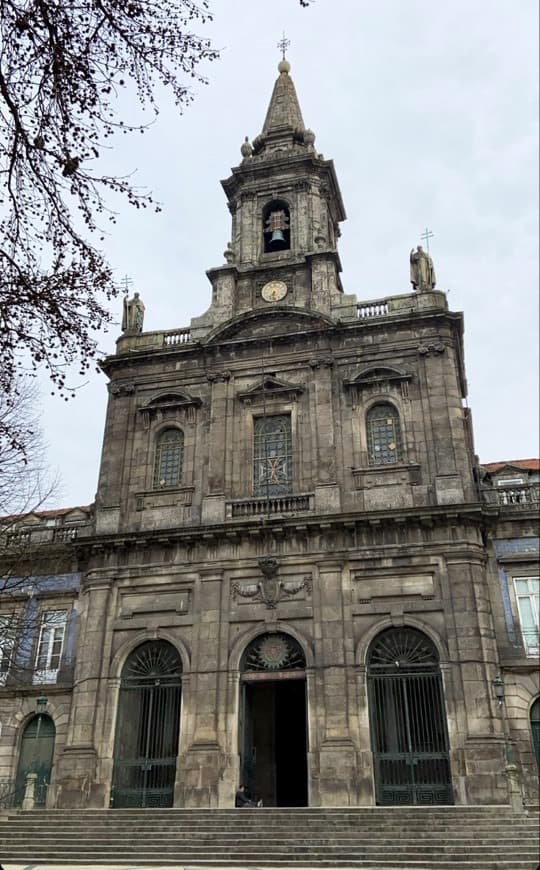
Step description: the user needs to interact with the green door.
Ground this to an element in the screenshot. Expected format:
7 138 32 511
16 715 55 807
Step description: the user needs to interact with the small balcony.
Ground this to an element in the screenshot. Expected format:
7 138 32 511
481 483 540 511
227 493 314 519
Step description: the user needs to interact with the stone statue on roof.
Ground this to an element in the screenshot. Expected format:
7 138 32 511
410 245 436 291
122 291 145 333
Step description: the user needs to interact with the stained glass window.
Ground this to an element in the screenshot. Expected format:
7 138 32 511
153 428 184 488
253 415 292 497
366 403 403 466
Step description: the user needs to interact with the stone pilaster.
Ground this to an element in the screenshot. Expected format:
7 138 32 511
178 569 226 807
56 575 113 808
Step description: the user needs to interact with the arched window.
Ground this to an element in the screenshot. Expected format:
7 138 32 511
531 697 540 769
153 428 184 488
366 403 403 465
263 200 290 252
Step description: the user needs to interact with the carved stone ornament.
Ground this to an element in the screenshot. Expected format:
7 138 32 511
109 382 135 398
232 558 312 610
207 370 231 384
308 356 334 369
418 342 446 356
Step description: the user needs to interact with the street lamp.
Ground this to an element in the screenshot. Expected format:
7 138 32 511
491 674 505 706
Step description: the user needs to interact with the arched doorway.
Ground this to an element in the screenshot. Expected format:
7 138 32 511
111 640 182 808
240 632 308 806
367 626 453 805
531 697 540 769
16 714 55 807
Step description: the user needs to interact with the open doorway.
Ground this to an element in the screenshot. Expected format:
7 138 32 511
239 632 308 807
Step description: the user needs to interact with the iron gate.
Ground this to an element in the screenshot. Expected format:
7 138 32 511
368 627 453 806
111 641 182 808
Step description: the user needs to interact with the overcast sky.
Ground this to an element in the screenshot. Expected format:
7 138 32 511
37 0 539 509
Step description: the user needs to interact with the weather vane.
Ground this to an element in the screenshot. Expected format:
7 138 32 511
420 227 434 253
277 32 290 60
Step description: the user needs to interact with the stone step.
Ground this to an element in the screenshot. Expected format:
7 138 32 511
3 833 535 845
1 807 536 870
1 852 539 869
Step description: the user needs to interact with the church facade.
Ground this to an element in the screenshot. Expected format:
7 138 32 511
1 59 538 811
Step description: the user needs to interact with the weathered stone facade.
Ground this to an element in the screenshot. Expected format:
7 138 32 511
1 60 538 812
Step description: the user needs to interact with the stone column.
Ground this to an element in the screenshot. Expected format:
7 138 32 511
178 569 226 807
315 561 358 805
56 575 113 808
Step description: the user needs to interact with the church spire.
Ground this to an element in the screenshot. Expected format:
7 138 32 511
261 59 305 135
252 57 315 158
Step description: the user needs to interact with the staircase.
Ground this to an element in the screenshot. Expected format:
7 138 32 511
0 806 539 868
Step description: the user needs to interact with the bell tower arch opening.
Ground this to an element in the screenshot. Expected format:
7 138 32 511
111 640 182 808
263 199 291 253
367 626 453 806
239 631 308 807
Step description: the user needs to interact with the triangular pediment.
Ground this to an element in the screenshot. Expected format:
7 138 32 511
237 375 304 405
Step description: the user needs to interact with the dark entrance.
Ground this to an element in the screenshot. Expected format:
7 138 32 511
16 714 55 807
111 640 182 808
240 632 308 806
368 627 453 806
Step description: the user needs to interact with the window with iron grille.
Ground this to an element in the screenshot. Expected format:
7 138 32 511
366 403 403 465
514 577 539 656
153 428 184 488
0 614 16 686
33 610 67 684
253 415 292 497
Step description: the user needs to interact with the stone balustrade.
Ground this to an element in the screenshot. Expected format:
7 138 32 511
162 328 193 346
482 483 540 509
357 300 389 318
228 493 313 518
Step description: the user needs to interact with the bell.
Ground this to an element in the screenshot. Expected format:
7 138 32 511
269 229 285 245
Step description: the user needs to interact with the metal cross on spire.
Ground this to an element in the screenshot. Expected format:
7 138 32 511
277 32 290 60
121 274 133 296
420 227 434 253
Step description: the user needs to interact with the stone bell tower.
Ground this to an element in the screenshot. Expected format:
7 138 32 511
190 57 346 338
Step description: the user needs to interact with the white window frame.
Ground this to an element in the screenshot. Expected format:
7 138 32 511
513 577 539 657
33 610 67 685
0 614 16 686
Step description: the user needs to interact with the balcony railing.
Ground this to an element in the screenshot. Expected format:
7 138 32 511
1 523 92 548
163 328 192 346
357 300 389 319
228 493 313 519
482 483 540 510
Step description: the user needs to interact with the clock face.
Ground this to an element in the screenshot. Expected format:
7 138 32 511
261 280 288 302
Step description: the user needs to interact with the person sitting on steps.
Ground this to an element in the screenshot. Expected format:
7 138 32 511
235 783 262 807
